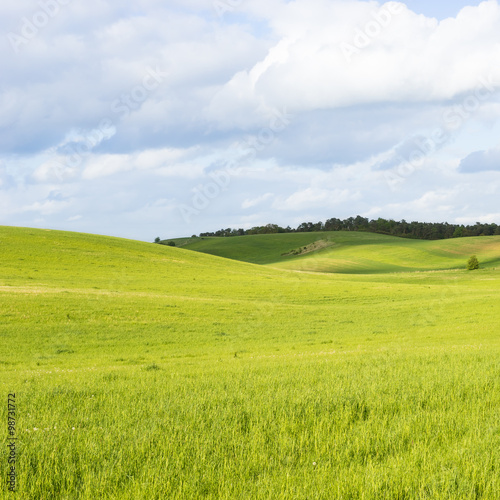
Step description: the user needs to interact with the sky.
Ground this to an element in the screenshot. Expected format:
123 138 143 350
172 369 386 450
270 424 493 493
1 0 500 241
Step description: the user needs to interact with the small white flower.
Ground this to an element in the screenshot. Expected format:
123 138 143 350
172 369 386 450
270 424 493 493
313 462 317 466
33 428 38 431
72 427 75 430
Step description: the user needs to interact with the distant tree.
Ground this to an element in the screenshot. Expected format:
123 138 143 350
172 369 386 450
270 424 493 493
154 237 161 243
195 216 500 242
167 241 176 247
297 222 316 232
483 224 495 236
354 215 369 231
467 255 479 270
325 218 342 231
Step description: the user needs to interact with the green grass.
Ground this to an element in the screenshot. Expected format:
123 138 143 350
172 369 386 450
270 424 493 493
2 226 500 498
178 231 500 273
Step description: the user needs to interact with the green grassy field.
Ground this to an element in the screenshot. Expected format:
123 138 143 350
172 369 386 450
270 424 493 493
176 231 500 273
2 226 500 499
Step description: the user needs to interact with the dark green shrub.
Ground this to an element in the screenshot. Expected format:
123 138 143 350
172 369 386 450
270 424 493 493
467 255 479 270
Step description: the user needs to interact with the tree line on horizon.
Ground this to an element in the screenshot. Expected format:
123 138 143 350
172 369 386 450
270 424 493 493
198 216 500 241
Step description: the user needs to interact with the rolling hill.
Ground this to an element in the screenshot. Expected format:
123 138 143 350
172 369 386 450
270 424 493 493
173 231 500 273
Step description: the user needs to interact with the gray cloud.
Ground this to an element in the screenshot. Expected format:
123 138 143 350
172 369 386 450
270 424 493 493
459 147 500 173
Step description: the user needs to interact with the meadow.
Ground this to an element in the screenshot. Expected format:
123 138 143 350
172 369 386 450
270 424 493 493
1 226 500 499
176 231 500 273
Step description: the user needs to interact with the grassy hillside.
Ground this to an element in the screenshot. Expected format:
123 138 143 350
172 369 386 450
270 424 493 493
175 231 500 273
2 226 500 498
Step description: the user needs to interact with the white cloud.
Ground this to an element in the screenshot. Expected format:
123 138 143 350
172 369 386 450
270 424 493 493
209 0 500 121
456 212 500 224
32 161 79 183
274 187 362 211
242 192 274 209
21 199 71 216
81 149 204 180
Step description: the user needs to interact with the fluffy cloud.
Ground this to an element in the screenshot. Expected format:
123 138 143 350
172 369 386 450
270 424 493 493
210 1 500 115
242 193 274 209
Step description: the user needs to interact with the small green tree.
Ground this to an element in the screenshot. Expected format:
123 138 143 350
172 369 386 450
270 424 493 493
467 255 479 270
154 237 161 243
167 241 176 247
